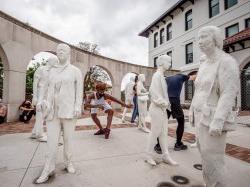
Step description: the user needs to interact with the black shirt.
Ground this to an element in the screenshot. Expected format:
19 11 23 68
166 74 189 99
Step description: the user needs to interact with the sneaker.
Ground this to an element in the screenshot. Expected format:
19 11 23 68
154 144 162 154
174 142 188 151
104 128 111 139
94 129 105 135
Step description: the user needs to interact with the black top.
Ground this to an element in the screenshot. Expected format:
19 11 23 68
166 74 189 99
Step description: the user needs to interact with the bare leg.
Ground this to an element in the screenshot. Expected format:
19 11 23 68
91 113 103 130
106 109 114 129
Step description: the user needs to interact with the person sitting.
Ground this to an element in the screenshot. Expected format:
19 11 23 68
85 83 132 139
19 100 35 123
0 102 7 124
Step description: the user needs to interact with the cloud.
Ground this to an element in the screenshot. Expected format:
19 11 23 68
0 0 177 66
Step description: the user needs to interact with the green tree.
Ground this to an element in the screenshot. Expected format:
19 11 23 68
25 60 46 100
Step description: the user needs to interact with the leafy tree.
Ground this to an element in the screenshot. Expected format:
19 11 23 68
77 42 100 54
25 60 46 100
84 66 111 94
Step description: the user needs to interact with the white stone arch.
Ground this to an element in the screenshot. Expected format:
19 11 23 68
1 41 33 121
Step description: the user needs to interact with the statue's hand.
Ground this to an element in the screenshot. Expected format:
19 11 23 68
36 102 42 112
189 110 194 127
32 98 37 106
74 106 81 118
209 119 223 136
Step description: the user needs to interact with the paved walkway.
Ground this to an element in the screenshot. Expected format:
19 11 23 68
0 111 249 187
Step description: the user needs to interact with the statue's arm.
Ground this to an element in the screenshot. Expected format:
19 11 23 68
75 68 83 111
32 69 40 106
210 57 239 134
137 82 148 96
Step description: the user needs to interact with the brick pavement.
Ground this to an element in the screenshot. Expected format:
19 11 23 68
0 111 250 163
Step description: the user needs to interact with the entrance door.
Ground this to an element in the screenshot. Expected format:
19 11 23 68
241 63 250 110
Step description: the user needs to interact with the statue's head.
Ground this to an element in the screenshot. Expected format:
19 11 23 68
56 43 71 63
157 55 171 70
138 74 145 82
198 26 223 53
47 54 59 67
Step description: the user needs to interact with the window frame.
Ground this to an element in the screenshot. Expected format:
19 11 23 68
154 32 158 48
245 18 250 29
153 57 158 68
185 9 192 31
166 23 172 41
185 43 193 64
160 28 165 45
209 0 220 18
225 0 238 10
225 23 239 38
166 51 172 67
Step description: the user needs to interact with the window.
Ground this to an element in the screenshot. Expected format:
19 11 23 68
225 0 238 10
185 10 192 31
166 23 172 41
160 28 165 45
209 0 219 18
225 23 239 37
154 57 158 68
167 51 172 67
245 18 250 29
185 80 195 101
185 43 193 64
154 32 158 48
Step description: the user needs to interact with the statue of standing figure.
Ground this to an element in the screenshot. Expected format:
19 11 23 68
137 74 150 133
146 55 178 166
30 54 58 142
121 76 135 122
36 43 83 184
190 26 239 187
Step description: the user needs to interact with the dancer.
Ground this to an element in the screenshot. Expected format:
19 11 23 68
146 55 178 166
30 54 58 142
154 72 197 153
85 83 132 139
122 76 135 122
190 26 239 187
137 74 150 133
131 75 139 123
36 43 83 184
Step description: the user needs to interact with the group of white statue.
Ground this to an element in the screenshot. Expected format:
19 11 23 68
30 26 239 187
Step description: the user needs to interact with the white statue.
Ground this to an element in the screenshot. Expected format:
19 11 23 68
137 74 150 133
189 26 239 187
146 55 178 166
121 76 135 122
30 54 58 142
36 44 83 184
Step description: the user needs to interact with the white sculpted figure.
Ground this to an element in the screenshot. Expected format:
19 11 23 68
31 55 58 142
146 55 178 166
36 44 83 184
137 74 150 133
121 76 135 122
190 26 239 187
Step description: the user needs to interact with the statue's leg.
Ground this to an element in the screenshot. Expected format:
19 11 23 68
122 107 128 122
36 118 61 183
159 119 178 166
197 124 227 187
62 118 76 173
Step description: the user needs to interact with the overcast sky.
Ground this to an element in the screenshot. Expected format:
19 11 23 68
0 0 177 66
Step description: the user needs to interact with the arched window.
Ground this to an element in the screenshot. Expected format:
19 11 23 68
154 32 158 48
241 62 250 110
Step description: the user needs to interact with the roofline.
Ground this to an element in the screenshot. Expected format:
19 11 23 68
138 0 193 37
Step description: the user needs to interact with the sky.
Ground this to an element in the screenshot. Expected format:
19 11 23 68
0 0 177 66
